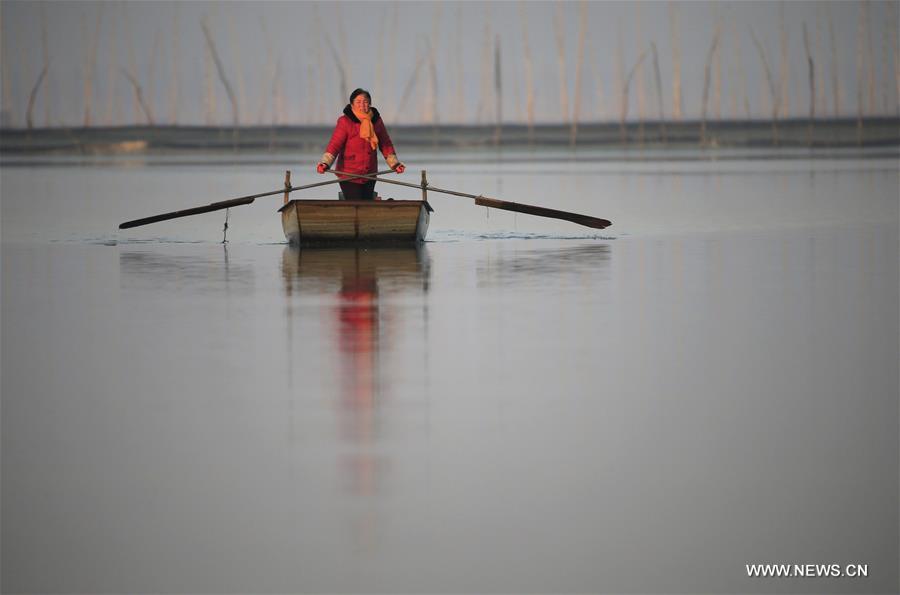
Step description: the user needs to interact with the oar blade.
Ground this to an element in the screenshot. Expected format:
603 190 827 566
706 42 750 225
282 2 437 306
474 197 612 230
119 196 256 229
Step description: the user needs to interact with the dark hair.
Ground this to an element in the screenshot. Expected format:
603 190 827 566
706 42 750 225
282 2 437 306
349 88 371 103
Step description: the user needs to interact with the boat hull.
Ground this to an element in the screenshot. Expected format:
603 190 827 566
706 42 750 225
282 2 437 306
279 199 430 245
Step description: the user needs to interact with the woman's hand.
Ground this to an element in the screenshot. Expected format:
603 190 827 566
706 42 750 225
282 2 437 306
393 162 406 174
316 162 328 174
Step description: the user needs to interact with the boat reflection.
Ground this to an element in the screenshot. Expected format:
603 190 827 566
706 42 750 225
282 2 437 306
281 244 429 469
281 244 429 297
281 244 430 551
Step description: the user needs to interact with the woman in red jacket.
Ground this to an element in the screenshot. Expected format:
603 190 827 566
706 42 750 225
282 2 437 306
316 88 405 200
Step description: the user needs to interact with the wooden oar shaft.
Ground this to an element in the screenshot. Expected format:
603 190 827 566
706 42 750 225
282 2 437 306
119 196 256 229
118 169 394 230
330 169 612 230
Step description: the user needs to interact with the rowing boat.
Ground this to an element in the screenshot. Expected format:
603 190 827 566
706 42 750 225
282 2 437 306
278 199 430 245
118 169 609 240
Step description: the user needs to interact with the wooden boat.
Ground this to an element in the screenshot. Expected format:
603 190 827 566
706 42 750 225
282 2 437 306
278 199 430 245
118 169 610 240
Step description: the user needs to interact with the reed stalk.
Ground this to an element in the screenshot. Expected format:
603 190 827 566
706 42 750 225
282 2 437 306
759 70 769 117
651 42 666 143
729 17 738 119
554 1 569 125
750 27 780 145
814 6 826 116
668 2 682 120
590 31 607 122
635 2 645 143
388 2 399 113
856 4 865 144
422 38 432 124
104 3 120 125
203 34 215 124
26 66 48 129
712 3 722 121
619 50 647 144
827 3 841 116
120 68 154 124
272 57 284 126
325 35 346 109
294 52 303 126
570 0 587 146
882 6 892 114
168 4 179 124
615 22 625 125
0 6 14 126
40 4 50 126
124 4 140 123
518 1 535 139
494 35 502 145
395 41 426 120
273 64 285 128
477 8 493 124
733 14 750 119
312 4 323 122
864 0 875 115
333 4 349 99
511 53 523 123
148 28 162 126
778 2 789 118
455 4 465 122
226 9 246 126
375 12 385 104
700 27 721 146
82 4 102 127
257 16 275 123
108 3 127 126
306 60 315 125
201 17 239 129
891 2 900 116
802 22 814 145
426 3 441 125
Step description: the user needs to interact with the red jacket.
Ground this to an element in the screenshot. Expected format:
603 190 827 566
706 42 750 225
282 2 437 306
323 105 398 184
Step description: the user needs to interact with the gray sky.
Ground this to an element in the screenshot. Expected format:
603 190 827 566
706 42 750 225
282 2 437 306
1 1 898 128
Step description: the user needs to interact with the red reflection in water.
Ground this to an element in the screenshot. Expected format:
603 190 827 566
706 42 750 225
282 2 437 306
336 272 380 496
282 246 427 552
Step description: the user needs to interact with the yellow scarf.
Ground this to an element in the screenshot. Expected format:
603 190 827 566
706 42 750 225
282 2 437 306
352 107 379 150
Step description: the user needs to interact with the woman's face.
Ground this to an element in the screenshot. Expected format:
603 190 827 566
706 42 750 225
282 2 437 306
352 94 370 112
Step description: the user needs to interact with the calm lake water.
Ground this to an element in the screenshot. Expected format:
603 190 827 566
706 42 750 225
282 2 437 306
2 148 898 593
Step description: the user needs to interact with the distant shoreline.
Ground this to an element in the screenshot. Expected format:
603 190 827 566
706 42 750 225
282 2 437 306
1 117 898 155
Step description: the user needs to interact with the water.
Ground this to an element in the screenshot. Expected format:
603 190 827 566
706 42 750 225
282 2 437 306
2 149 898 593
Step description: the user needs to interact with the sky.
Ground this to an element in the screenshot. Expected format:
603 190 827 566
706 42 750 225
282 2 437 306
1 1 898 128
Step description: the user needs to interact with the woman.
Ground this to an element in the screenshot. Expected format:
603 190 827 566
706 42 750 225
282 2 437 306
317 88 405 200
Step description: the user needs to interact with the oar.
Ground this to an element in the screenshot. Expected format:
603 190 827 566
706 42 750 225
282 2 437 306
330 170 612 230
118 169 395 229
